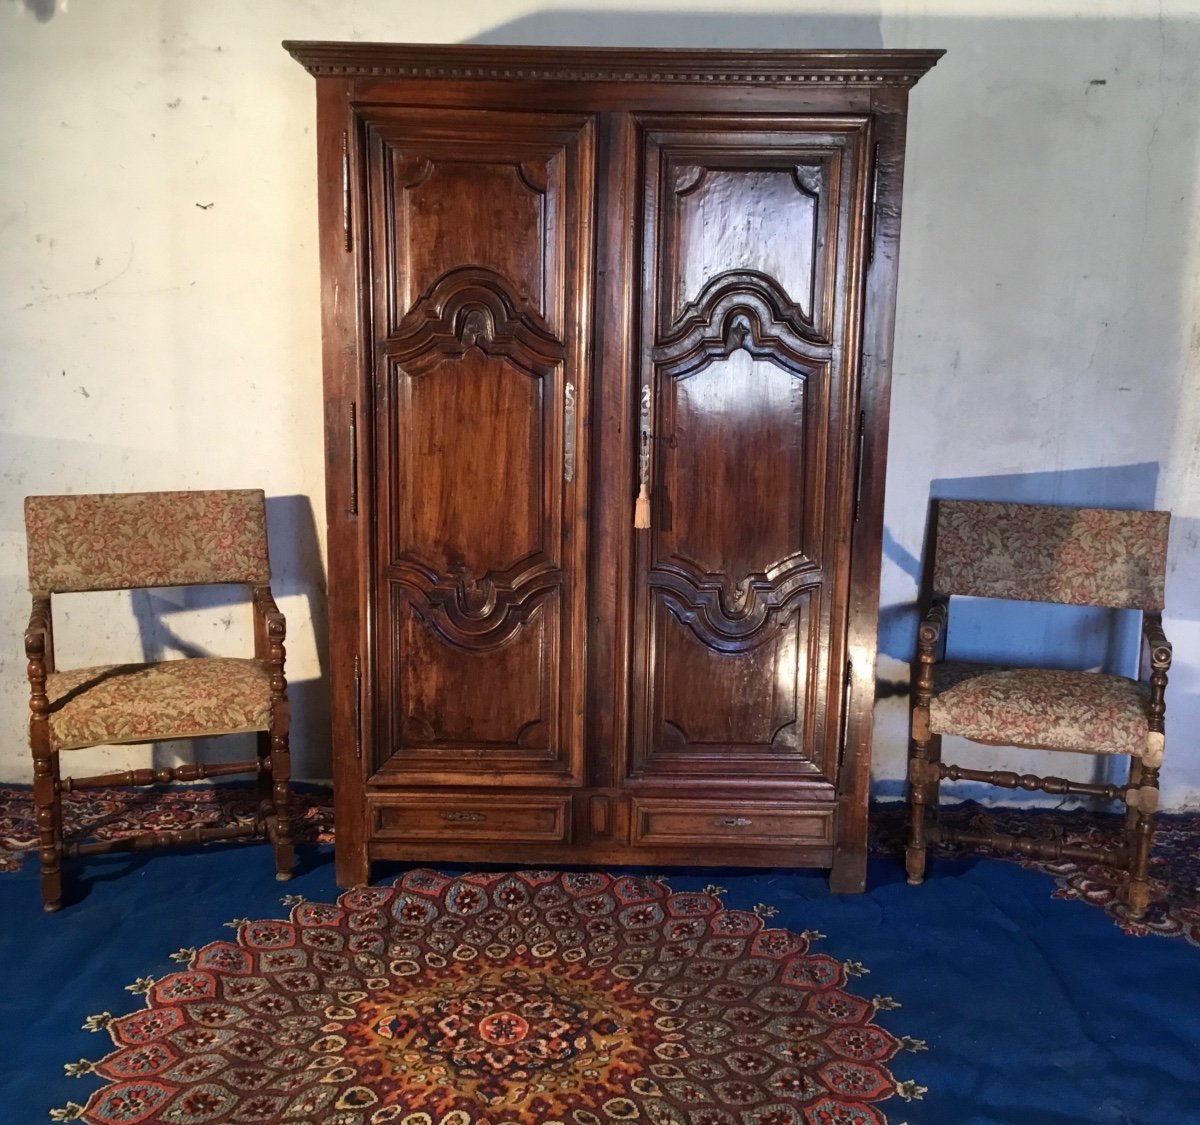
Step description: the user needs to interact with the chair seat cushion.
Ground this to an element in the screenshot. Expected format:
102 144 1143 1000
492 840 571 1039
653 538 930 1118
928 662 1150 756
46 658 273 751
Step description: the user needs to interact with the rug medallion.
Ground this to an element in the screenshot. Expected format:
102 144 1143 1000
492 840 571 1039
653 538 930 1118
56 869 925 1124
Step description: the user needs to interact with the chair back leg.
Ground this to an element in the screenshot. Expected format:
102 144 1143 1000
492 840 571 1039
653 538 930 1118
31 727 63 911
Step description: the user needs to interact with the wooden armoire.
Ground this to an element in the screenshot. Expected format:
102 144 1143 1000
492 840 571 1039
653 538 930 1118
286 42 941 891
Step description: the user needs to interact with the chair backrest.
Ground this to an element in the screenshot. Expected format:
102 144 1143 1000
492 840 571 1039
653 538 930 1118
932 500 1169 610
25 490 271 596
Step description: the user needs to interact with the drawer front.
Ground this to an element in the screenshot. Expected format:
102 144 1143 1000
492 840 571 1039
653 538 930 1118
631 798 833 848
370 794 571 844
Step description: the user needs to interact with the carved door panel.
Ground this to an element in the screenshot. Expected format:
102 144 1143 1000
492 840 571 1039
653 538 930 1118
627 116 871 788
363 109 594 786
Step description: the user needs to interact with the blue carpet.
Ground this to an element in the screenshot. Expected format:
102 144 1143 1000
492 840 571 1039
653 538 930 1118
1 839 1197 1124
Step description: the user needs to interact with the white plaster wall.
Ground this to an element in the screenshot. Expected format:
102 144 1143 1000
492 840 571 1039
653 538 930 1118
1 0 1197 806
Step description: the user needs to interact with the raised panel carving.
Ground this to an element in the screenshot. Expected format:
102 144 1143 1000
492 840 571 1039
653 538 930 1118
397 595 552 749
669 163 824 327
384 268 567 587
642 119 850 340
630 116 868 793
363 107 592 787
656 347 814 586
657 596 806 750
364 109 594 336
629 594 834 781
383 142 557 328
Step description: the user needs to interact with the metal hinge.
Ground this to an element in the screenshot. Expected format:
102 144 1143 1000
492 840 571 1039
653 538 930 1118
353 654 362 760
347 401 359 517
853 410 866 522
341 131 353 252
839 658 854 755
868 143 880 263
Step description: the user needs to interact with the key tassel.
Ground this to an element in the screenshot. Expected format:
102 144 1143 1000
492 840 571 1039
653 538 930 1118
633 483 651 529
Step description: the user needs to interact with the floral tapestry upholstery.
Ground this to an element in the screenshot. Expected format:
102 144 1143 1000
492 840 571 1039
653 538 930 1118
928 662 1153 758
24 490 271 596
45 658 273 752
932 501 1169 610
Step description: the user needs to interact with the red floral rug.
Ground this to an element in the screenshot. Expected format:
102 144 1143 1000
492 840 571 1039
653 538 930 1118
871 802 1200 947
53 869 926 1125
0 783 333 873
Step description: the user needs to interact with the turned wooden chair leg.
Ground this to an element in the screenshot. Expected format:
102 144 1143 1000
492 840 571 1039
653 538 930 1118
1125 763 1158 920
269 707 294 881
906 719 936 885
1124 757 1143 833
32 734 63 911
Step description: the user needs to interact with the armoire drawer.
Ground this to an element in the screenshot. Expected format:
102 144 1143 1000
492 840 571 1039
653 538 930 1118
369 794 571 844
630 798 834 848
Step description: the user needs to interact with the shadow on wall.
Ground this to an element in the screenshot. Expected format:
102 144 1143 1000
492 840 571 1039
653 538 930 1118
469 11 885 47
129 494 331 780
21 0 57 22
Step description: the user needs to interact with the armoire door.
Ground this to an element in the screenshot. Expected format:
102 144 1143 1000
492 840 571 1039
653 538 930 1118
626 116 871 797
360 107 595 788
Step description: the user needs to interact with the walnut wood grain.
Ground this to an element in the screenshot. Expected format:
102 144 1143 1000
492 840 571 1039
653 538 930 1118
289 42 942 890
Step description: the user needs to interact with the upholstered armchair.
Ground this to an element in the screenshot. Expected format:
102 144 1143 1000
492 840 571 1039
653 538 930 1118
23 490 293 910
906 500 1171 919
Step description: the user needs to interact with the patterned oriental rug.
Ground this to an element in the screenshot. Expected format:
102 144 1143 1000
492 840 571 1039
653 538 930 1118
0 784 335 873
869 801 1200 947
3 784 1197 948
52 869 925 1125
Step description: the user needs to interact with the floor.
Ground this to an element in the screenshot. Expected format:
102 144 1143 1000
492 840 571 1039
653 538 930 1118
1 797 1197 1124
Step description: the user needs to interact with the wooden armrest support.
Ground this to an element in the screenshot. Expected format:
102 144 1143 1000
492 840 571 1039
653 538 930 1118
917 597 949 658
1143 613 1172 671
25 597 51 657
26 597 53 706
253 586 286 637
253 586 287 666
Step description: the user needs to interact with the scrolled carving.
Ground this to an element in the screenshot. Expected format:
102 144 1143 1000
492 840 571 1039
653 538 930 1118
453 568 498 619
656 272 830 369
391 153 435 189
651 555 820 649
791 164 823 199
671 163 706 196
388 266 565 377
457 307 493 350
393 555 562 649
516 160 551 194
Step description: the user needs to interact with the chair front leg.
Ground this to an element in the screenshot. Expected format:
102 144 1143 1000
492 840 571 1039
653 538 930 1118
906 712 937 885
255 586 293 879
1124 757 1143 833
1125 764 1159 920
27 600 62 910
907 600 946 885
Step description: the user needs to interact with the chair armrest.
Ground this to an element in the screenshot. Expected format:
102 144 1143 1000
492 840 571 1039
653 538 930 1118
1142 613 1172 672
25 598 51 657
911 597 949 711
25 597 54 701
253 586 287 663
26 596 55 672
917 597 950 660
